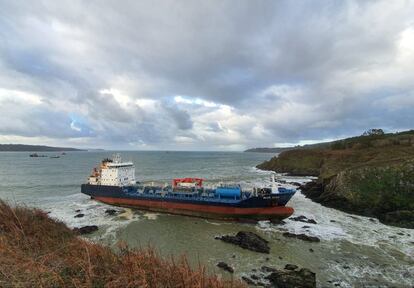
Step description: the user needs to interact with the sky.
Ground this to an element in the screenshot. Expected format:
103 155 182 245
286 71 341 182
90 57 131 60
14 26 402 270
0 1 413 151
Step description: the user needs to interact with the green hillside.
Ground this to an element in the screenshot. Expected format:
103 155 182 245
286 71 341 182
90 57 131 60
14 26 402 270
0 144 84 152
257 130 414 228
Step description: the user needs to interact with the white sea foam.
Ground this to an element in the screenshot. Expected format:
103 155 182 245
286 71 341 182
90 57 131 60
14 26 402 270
250 166 273 175
118 208 134 220
40 193 139 242
253 175 414 287
254 176 414 255
284 190 414 256
143 213 159 220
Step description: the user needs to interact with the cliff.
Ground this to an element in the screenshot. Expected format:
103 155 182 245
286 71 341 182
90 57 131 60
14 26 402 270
257 131 414 228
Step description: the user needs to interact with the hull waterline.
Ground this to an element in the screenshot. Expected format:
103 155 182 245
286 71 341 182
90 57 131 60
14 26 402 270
91 195 294 221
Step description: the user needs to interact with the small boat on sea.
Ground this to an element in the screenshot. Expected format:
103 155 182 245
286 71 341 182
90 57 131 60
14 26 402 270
29 153 47 157
81 154 296 221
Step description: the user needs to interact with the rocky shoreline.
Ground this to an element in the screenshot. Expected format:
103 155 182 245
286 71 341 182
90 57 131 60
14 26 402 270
215 231 271 254
215 231 317 287
257 131 414 229
299 180 414 229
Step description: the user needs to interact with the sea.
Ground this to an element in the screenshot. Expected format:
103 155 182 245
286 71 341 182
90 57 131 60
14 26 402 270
0 151 413 287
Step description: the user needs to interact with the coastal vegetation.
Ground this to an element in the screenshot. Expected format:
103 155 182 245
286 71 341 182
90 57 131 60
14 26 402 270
244 147 294 153
0 201 239 287
0 144 84 152
257 130 414 228
244 142 332 153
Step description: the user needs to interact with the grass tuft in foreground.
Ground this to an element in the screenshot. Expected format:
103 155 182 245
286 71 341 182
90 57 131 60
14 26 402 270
0 201 242 287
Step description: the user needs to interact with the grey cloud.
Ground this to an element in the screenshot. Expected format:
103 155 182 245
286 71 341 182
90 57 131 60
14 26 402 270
0 0 413 149
0 99 93 138
85 92 134 123
161 102 193 130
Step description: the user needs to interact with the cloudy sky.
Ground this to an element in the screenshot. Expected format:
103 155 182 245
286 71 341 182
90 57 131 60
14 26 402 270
0 1 413 150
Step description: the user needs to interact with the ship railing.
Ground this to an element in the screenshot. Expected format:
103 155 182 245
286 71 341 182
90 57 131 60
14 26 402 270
133 192 240 203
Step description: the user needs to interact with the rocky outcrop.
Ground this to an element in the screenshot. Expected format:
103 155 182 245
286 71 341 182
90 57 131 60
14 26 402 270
289 215 317 224
258 131 414 229
73 225 98 235
216 262 234 273
266 267 316 288
284 264 298 271
261 266 277 273
241 276 255 285
282 232 320 243
105 209 118 216
381 210 414 229
215 231 270 253
240 265 316 287
299 181 355 212
300 162 414 229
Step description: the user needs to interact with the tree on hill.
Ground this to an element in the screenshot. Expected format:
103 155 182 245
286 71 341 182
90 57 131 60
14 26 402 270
362 129 384 136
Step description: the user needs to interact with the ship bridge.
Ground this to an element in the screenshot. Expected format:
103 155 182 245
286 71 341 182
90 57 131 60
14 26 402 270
88 154 136 186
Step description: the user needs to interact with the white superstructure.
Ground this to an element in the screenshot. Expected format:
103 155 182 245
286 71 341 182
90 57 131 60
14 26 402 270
270 173 281 194
88 154 136 186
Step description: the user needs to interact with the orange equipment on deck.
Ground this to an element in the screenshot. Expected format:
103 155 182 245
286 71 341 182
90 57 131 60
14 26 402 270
172 178 204 188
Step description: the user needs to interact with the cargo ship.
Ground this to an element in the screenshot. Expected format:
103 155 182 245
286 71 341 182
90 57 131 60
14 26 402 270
81 155 296 221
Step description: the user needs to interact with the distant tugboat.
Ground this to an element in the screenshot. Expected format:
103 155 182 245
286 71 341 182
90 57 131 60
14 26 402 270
81 154 296 221
29 153 47 157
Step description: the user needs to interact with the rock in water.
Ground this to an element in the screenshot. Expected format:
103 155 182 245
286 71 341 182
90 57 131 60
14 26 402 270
282 232 320 242
73 225 98 235
289 215 317 224
266 268 316 288
289 182 302 187
74 213 84 218
284 264 299 271
216 231 270 253
241 276 255 285
270 219 286 225
216 262 234 273
105 209 118 215
261 266 277 273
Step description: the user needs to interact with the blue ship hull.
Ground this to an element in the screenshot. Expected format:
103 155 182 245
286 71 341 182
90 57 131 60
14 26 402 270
81 184 296 221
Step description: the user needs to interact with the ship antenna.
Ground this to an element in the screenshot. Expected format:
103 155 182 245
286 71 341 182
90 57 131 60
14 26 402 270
271 173 277 187
113 153 121 163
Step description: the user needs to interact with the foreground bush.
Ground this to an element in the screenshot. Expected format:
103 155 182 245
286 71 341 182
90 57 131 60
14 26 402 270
0 201 242 287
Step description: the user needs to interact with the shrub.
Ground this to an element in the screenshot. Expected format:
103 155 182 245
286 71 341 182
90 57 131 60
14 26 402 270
0 201 242 288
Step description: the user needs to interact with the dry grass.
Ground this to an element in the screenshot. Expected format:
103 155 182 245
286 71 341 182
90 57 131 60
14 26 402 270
0 201 243 288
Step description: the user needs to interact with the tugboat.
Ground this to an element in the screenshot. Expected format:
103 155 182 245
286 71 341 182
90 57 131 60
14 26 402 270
81 155 296 221
29 153 47 157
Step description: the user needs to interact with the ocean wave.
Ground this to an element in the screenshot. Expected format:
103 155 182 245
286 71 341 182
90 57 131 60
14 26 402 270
254 176 414 287
41 193 139 242
256 187 414 260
